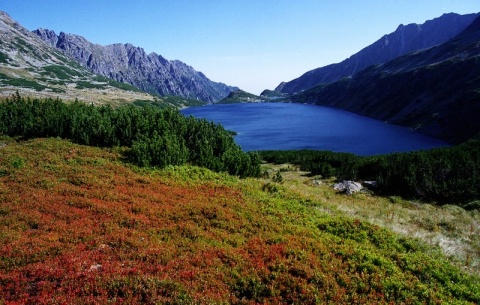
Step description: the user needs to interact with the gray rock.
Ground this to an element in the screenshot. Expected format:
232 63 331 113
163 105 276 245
362 180 378 189
88 264 102 272
334 181 363 195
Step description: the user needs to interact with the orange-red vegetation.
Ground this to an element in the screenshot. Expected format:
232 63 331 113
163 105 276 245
0 138 478 304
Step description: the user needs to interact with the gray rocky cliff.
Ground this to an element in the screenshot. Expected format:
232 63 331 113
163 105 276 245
34 29 236 102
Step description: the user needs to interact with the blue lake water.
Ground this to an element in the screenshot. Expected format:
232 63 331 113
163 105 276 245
181 103 450 155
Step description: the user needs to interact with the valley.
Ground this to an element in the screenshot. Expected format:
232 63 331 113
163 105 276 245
0 6 480 304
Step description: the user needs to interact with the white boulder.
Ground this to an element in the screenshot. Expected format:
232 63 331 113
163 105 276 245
333 181 363 195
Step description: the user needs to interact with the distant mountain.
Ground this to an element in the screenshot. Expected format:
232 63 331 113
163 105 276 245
0 11 178 106
34 29 237 103
292 15 480 144
277 12 480 94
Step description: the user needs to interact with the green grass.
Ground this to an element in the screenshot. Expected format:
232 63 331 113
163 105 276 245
260 162 480 275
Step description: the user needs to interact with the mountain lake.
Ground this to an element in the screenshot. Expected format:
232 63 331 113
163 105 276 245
181 102 449 155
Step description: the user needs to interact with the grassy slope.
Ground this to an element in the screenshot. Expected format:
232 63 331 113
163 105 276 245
0 137 479 304
261 164 480 275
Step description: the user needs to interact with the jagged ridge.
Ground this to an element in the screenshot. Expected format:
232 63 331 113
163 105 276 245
277 12 480 94
34 29 237 102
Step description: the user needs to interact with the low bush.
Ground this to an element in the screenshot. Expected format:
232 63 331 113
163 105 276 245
259 143 480 206
0 94 260 177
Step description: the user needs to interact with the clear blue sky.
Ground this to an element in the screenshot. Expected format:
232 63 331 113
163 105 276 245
1 1 479 94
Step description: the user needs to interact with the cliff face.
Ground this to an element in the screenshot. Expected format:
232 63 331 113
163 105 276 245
277 13 480 94
292 16 480 144
34 29 236 102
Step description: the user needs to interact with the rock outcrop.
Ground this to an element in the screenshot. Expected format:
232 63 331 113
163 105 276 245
34 29 237 102
334 181 363 195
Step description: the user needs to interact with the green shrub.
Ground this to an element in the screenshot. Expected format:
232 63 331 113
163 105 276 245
0 51 9 64
272 171 283 183
41 65 82 80
258 144 480 206
0 95 260 177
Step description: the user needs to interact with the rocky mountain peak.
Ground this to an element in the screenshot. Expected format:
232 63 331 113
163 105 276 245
34 29 237 102
33 28 58 46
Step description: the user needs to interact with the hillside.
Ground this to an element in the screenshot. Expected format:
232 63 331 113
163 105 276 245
276 12 479 94
34 29 237 103
217 89 267 104
0 11 191 107
0 137 479 304
260 89 285 99
292 15 480 144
